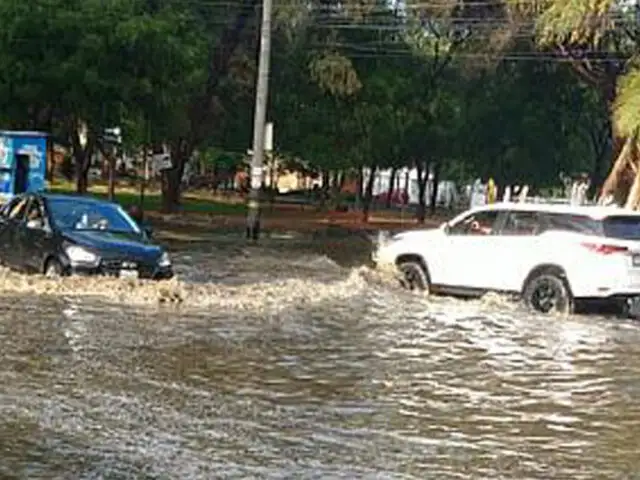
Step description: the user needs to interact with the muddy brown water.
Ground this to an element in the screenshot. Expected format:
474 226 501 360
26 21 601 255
1 231 639 479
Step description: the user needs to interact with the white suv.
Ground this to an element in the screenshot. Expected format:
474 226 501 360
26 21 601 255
373 202 640 316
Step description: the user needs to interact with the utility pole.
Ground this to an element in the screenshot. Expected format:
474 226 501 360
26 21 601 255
139 118 150 211
246 0 273 241
102 126 122 202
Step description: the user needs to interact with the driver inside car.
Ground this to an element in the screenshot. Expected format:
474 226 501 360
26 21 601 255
27 206 41 222
74 212 108 230
469 218 492 235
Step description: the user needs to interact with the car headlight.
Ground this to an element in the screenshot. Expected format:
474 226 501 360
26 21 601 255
65 245 99 265
158 251 171 267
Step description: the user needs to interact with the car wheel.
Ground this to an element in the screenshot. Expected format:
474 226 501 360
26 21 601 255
44 258 64 278
397 260 430 292
523 273 573 315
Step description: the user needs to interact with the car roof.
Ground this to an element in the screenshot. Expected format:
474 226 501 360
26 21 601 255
36 193 115 205
470 202 640 220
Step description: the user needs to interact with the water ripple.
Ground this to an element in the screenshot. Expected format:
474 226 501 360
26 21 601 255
0 244 639 478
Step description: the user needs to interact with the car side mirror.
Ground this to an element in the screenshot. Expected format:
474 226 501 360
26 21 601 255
26 218 44 230
142 223 153 238
441 222 450 234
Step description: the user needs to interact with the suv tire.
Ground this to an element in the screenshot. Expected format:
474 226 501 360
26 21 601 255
523 273 573 315
397 260 430 292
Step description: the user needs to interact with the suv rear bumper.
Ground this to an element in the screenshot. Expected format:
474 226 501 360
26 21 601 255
577 294 640 317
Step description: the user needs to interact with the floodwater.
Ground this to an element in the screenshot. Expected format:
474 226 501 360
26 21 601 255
1 232 640 479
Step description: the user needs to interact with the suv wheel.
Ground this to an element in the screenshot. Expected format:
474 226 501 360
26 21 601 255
523 273 573 315
397 261 430 292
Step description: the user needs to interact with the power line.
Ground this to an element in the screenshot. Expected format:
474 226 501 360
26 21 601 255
0 0 635 67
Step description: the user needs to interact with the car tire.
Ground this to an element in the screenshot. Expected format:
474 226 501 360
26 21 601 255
523 273 573 315
397 260 430 292
44 258 64 278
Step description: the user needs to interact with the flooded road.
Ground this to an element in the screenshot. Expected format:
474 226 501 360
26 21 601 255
1 233 640 479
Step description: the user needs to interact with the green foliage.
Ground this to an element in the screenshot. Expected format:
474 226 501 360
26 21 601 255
0 0 619 200
615 67 640 138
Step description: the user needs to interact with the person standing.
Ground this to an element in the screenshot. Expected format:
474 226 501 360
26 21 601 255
486 178 497 203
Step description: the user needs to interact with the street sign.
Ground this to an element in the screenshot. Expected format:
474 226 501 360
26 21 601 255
103 126 122 145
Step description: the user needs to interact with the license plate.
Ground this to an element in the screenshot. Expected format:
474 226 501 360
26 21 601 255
119 269 139 279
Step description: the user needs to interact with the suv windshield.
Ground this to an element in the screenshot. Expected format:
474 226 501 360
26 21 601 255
602 216 640 240
47 198 140 234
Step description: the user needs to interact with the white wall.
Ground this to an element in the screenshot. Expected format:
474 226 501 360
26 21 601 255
362 167 458 207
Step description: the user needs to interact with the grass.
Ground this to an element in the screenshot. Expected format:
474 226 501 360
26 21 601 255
48 180 246 215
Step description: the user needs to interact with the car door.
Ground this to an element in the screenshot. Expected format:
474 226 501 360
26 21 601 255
18 196 51 272
435 209 501 290
1 195 30 268
485 209 543 292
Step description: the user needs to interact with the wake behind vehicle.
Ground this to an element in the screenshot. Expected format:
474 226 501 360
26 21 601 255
0 193 173 280
373 201 640 317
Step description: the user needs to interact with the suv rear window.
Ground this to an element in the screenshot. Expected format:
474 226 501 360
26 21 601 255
539 213 601 235
602 216 640 240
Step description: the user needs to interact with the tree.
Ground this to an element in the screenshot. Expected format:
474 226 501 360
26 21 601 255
156 0 261 211
0 0 206 194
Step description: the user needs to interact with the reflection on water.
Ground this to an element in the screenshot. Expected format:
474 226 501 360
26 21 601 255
1 238 640 479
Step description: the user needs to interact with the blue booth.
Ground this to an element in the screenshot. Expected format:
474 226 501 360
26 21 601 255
0 130 47 202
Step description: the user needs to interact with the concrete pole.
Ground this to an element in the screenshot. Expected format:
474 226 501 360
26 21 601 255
246 0 272 241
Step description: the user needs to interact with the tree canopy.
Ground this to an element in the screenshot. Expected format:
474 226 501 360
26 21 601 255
0 0 629 212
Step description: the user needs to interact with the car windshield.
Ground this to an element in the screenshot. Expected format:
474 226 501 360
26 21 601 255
602 216 640 240
47 198 141 234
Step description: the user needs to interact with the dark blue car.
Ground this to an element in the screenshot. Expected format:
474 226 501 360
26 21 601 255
0 193 173 280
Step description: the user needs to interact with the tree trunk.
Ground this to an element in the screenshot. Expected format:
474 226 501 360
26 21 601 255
46 136 54 183
362 165 377 223
161 141 191 212
588 119 612 198
337 171 346 191
107 153 116 202
625 165 640 210
76 170 88 194
330 170 342 201
599 132 636 205
161 170 181 212
403 169 410 205
416 161 430 223
429 163 440 215
70 120 95 195
355 167 364 210
385 167 397 209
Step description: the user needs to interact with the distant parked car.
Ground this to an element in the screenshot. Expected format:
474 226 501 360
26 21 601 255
0 193 173 280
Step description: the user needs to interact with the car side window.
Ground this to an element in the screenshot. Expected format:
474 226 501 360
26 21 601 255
501 211 541 236
25 199 44 224
449 210 500 236
0 198 20 217
540 213 599 235
7 197 29 221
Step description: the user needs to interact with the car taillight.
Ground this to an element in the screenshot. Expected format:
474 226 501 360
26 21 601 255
581 242 629 255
